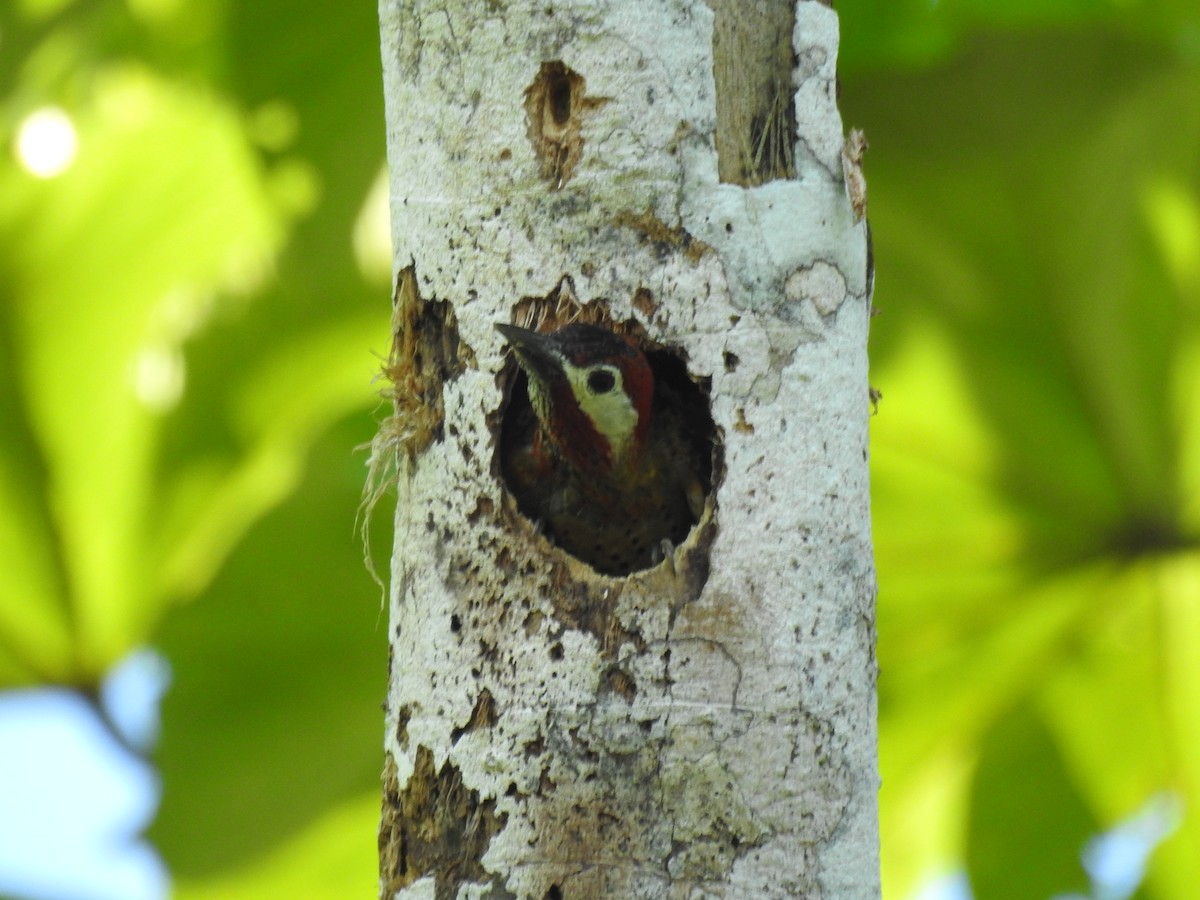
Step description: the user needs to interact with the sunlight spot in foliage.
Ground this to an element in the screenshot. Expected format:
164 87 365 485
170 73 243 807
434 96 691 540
127 0 182 23
1141 178 1200 293
353 165 392 286
133 344 185 411
267 159 320 220
247 100 300 152
15 0 75 20
153 285 216 341
130 287 220 411
220 244 277 297
15 106 77 178
95 68 160 125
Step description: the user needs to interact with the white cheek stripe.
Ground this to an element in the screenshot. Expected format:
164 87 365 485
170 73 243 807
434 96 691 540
564 363 639 461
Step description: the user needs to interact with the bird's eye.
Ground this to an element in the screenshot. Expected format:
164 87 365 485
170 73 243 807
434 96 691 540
587 368 616 394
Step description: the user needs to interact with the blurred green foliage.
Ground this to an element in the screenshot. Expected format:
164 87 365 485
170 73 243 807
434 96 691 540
0 0 1197 897
1 0 389 894
840 4 1200 898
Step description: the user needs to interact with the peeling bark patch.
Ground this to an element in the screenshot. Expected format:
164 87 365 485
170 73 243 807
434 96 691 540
362 266 476 579
734 407 754 434
842 128 869 221
601 666 637 703
612 210 713 264
451 688 499 744
379 746 508 899
523 733 546 758
504 274 623 338
396 705 412 751
525 61 605 188
381 265 476 461
466 496 496 524
379 755 403 896
523 609 544 636
632 286 657 318
542 571 646 655
709 0 797 184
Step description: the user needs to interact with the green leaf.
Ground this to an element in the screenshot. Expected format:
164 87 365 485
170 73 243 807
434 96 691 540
0 304 73 683
1139 554 1200 900
174 791 380 900
3 1 391 885
0 66 281 681
967 704 1097 900
153 415 390 876
850 25 1200 899
153 315 385 603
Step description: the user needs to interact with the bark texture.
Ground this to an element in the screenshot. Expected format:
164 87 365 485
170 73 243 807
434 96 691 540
377 1 877 897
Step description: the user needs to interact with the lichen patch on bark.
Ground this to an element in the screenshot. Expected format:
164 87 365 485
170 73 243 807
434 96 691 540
785 260 850 317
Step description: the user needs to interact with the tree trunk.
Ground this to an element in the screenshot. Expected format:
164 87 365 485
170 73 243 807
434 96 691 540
375 1 877 897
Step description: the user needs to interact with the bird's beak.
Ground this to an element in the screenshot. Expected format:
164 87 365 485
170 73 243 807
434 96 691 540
495 323 563 384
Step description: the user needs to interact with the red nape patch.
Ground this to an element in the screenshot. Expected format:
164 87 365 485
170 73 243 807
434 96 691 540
619 353 654 450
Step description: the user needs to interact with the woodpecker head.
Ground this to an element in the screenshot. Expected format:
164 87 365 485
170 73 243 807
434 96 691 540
496 322 654 475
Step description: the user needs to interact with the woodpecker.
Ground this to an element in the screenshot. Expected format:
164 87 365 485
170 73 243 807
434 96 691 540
496 321 708 575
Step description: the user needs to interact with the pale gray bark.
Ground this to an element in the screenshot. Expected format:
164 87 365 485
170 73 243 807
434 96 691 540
376 1 877 897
